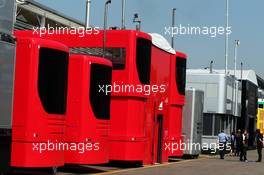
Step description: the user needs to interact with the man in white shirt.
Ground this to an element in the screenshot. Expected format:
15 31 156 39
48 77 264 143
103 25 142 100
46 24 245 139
218 130 228 159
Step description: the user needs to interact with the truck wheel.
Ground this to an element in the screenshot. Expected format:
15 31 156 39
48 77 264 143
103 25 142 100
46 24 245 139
49 167 58 175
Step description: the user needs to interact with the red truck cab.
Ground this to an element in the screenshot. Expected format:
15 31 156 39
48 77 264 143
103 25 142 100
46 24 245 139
12 36 69 168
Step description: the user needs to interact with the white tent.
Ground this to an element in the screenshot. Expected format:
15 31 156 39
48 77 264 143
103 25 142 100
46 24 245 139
149 33 175 54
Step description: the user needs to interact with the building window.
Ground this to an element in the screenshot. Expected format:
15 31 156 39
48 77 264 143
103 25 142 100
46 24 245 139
214 115 221 136
203 114 213 135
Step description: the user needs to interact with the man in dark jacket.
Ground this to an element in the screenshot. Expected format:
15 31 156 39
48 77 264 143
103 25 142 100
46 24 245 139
256 129 263 162
239 130 248 162
235 129 241 156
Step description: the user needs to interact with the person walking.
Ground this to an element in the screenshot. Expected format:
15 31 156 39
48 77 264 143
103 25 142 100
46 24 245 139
240 130 248 162
235 129 242 156
256 129 263 162
218 130 228 159
230 131 236 156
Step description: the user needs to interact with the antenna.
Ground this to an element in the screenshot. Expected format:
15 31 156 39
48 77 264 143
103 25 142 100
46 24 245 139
85 0 91 28
103 0 111 58
210 60 213 73
224 0 229 75
121 0 126 29
171 8 176 49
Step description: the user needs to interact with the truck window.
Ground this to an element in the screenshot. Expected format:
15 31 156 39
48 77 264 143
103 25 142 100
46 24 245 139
136 38 151 85
38 48 69 114
90 64 112 120
176 57 186 95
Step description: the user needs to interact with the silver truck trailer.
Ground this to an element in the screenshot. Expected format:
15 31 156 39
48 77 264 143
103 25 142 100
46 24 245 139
0 0 16 130
0 0 16 172
182 88 204 157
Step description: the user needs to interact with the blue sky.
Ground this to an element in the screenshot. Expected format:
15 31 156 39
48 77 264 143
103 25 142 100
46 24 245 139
35 0 264 77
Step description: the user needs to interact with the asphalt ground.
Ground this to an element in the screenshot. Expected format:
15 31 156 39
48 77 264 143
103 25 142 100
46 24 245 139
4 150 263 175
94 150 263 175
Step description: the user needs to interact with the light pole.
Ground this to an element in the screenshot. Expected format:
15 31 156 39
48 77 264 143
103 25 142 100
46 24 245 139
224 0 230 116
85 0 91 28
85 0 92 29
240 62 243 80
225 0 229 75
210 60 213 73
171 8 176 49
234 40 240 117
103 0 111 58
121 0 126 29
234 40 240 78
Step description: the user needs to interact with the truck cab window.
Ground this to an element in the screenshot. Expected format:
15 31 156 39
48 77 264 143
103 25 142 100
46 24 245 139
90 64 112 120
136 38 151 85
38 48 69 114
176 57 186 95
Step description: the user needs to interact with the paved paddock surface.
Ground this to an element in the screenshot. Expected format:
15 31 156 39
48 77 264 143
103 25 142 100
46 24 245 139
96 150 263 175
5 150 263 175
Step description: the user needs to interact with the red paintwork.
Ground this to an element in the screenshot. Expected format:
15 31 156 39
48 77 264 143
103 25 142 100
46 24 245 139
14 30 151 163
11 36 69 167
65 54 112 164
14 30 186 164
167 52 187 157
144 45 171 164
